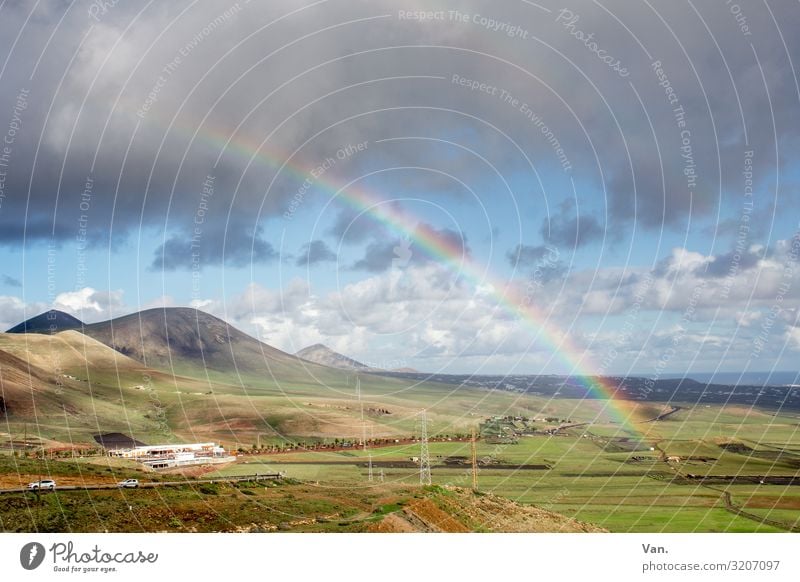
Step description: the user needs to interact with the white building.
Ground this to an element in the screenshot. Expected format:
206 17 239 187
109 442 235 469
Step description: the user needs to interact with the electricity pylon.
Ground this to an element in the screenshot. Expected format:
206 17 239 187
419 410 431 486
357 376 374 482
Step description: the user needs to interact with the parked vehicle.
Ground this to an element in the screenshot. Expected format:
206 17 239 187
117 479 139 488
27 480 56 491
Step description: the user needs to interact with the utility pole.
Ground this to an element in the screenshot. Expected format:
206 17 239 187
356 376 365 447
471 426 478 492
419 410 431 486
367 423 375 482
356 376 374 483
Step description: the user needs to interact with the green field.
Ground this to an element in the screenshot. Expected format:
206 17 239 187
3 394 799 532
203 403 800 532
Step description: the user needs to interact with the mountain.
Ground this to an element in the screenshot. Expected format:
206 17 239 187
1 308 466 444
296 344 421 373
74 307 339 382
6 309 83 334
0 343 62 412
4 308 433 397
7 307 355 385
0 329 145 372
0 330 178 438
296 343 374 371
8 309 420 380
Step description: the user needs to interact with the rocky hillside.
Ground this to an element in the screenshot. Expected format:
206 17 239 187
369 487 606 533
296 343 374 371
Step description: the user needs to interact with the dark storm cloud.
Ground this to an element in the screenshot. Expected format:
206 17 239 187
506 244 551 268
350 240 399 273
506 243 567 284
296 239 336 266
0 220 78 245
327 206 389 244
2 275 22 287
701 247 762 278
0 0 798 258
541 200 604 248
150 226 277 271
351 226 468 272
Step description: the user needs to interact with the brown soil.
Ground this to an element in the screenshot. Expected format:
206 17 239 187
369 487 607 533
743 495 800 510
368 513 418 533
402 498 471 532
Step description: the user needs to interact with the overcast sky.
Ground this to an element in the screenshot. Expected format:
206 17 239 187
1 0 799 376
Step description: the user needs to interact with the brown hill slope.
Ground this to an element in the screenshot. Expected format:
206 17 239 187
77 308 346 385
0 329 146 372
296 343 374 371
0 346 59 416
0 330 213 442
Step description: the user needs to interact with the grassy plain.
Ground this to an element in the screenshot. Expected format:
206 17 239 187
204 403 800 532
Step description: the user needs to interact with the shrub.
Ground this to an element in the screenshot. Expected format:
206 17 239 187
198 484 219 495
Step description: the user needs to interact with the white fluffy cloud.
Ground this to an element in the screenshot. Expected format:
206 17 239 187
786 327 800 351
192 265 544 368
534 240 800 321
53 287 125 318
0 296 47 331
0 288 125 330
207 239 800 372
3 237 799 373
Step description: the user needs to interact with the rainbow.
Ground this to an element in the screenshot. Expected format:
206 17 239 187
141 111 650 435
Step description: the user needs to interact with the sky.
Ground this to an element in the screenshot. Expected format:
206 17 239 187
0 0 799 376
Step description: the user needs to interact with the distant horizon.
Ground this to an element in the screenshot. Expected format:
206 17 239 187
4 305 799 383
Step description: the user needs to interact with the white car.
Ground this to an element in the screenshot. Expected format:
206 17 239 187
117 479 139 488
27 480 56 491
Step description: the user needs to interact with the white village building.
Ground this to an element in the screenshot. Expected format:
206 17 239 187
108 442 235 469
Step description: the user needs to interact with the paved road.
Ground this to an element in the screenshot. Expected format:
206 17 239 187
0 473 283 495
241 459 550 469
